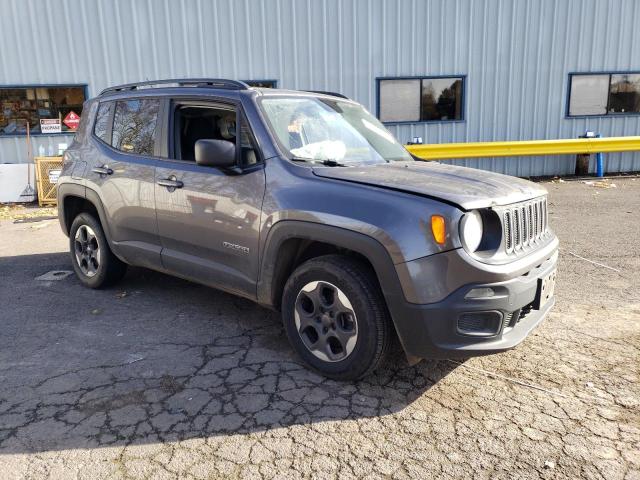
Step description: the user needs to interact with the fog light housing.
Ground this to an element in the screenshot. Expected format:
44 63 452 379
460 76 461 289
457 311 503 336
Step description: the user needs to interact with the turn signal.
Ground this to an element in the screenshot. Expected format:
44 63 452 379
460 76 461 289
431 215 446 245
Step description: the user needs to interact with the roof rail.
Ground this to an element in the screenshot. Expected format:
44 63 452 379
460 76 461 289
303 90 350 99
99 78 250 95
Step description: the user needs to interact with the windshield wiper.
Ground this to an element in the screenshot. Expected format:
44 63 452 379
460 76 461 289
290 157 347 167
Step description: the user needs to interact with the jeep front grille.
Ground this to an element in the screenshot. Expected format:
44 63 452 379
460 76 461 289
503 197 548 253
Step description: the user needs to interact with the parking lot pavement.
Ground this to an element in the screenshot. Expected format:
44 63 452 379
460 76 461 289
0 178 638 479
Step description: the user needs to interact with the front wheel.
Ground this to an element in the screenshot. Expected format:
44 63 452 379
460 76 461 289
69 213 127 289
281 255 392 380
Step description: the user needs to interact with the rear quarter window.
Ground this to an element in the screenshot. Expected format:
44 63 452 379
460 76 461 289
111 99 160 156
93 101 114 144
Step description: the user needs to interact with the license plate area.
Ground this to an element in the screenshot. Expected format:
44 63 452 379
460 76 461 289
534 268 557 309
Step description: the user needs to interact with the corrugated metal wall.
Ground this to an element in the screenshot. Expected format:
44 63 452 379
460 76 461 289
1 0 639 176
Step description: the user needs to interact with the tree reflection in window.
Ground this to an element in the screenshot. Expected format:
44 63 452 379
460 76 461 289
112 99 160 156
421 78 463 121
93 102 114 144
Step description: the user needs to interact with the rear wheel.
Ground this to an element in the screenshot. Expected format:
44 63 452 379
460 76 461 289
282 254 392 380
69 213 127 288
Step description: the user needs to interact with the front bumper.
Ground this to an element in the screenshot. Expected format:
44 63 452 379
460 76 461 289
389 247 558 359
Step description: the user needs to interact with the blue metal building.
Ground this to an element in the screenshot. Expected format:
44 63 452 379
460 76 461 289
0 0 639 182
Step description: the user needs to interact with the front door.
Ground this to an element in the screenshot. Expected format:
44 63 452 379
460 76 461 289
155 100 265 299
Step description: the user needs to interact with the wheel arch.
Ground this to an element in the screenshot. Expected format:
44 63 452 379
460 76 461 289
257 221 406 316
57 184 113 247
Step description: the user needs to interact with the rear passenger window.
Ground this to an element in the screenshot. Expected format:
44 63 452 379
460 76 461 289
112 99 160 156
93 102 114 143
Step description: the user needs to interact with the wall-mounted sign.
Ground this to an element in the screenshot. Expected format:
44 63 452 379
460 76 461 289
63 111 80 130
40 118 62 134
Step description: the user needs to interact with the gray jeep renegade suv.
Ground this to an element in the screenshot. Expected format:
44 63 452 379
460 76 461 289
57 79 558 380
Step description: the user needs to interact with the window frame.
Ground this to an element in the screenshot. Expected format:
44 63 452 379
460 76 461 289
376 75 466 125
0 83 88 136
566 71 640 119
91 96 166 159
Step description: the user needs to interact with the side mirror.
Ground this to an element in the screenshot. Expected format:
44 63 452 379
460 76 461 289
195 139 236 168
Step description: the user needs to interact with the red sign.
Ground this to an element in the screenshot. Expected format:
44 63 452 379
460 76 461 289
63 111 80 130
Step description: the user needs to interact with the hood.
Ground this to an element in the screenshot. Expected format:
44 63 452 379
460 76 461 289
311 161 547 210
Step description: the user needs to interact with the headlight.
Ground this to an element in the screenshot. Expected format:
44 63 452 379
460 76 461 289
460 210 483 252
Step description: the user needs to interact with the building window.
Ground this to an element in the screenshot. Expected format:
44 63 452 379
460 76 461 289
111 99 160 156
377 76 464 123
243 80 278 88
609 74 640 113
0 85 86 135
568 73 640 117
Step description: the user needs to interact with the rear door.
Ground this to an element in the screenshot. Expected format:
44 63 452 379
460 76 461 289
154 98 266 299
88 97 164 269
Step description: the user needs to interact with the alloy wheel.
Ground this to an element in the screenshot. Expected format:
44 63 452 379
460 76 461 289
294 281 359 362
74 225 101 277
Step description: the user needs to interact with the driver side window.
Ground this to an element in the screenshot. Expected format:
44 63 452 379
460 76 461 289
173 104 236 161
171 102 259 167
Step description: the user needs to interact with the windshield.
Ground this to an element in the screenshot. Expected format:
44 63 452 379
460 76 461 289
260 96 413 165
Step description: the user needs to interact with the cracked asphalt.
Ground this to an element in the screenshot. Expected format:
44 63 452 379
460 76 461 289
0 178 639 479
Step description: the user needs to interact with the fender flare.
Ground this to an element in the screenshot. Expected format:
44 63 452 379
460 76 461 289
56 182 85 236
256 220 406 315
57 184 114 251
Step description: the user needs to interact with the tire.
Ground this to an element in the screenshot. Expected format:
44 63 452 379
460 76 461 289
69 212 127 289
281 254 393 380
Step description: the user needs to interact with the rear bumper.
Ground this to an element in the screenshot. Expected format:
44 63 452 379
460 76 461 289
389 248 558 359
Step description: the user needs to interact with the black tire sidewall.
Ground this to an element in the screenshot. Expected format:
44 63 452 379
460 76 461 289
69 213 111 289
282 258 385 379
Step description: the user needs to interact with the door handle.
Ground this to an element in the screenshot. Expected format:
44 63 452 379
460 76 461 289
92 166 113 175
157 177 184 189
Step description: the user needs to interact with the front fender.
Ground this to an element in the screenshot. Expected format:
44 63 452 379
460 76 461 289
257 220 403 307
261 158 463 265
256 220 426 358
